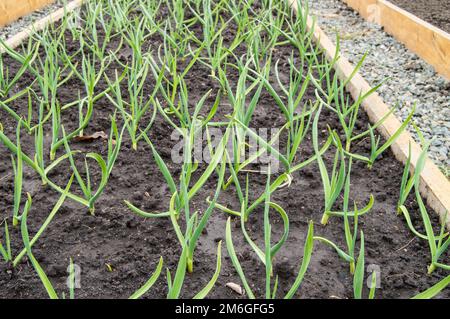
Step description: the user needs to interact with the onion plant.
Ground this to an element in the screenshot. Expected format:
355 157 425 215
396 130 450 273
138 121 228 294
128 256 164 299
32 32 76 161
165 220 222 299
33 100 47 184
364 106 415 169
0 118 92 208
214 163 290 272
62 116 125 214
77 0 118 60
189 0 220 76
106 54 160 150
219 57 265 170
336 104 416 169
20 194 59 299
413 141 450 274
246 56 316 170
310 47 383 153
313 105 373 225
353 231 377 299
126 110 232 272
148 44 207 124
139 0 163 34
0 89 35 134
397 143 414 212
308 30 414 169
210 160 313 299
11 121 23 227
49 52 114 160
273 55 312 158
101 0 136 33
0 38 40 99
165 205 223 298
313 104 344 225
397 125 430 212
225 216 314 299
186 0 241 77
0 219 11 262
314 158 371 274
214 129 334 222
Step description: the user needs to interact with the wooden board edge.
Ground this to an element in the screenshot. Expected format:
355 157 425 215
1 0 84 53
288 0 450 228
341 0 450 80
0 0 56 27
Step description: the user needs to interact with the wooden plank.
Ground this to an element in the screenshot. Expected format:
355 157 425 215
288 0 450 228
342 0 450 79
0 0 56 27
1 0 83 53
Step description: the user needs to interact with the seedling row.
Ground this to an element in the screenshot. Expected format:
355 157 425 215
0 0 448 299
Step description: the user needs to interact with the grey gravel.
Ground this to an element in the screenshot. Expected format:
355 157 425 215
0 1 64 41
308 0 450 172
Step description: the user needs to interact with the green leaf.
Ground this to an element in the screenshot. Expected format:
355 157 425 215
412 275 450 299
13 174 74 266
129 257 163 299
193 241 222 299
21 194 58 299
314 236 354 263
225 217 255 299
124 201 171 218
328 195 374 217
285 221 314 299
68 258 75 300
143 133 177 195
353 231 365 299
368 271 377 300
370 105 415 164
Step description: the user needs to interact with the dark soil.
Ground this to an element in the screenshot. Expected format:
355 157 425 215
389 0 450 33
0 2 449 299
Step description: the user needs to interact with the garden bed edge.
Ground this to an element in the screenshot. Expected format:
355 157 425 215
288 0 450 229
341 0 450 80
0 0 83 53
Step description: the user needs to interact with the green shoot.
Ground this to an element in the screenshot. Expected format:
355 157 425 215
11 121 23 227
313 104 346 225
62 116 125 214
129 257 164 299
412 275 450 299
20 193 59 299
0 219 11 262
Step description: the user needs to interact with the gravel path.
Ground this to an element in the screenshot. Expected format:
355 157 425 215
0 1 64 40
308 0 450 175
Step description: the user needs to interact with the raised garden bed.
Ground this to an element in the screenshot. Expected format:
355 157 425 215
341 0 450 80
0 0 449 299
389 0 450 33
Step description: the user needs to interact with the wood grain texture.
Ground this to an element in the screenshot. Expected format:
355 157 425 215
0 0 56 27
288 0 450 228
342 0 450 79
